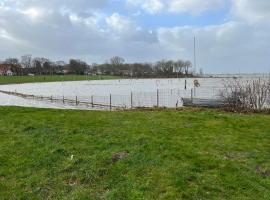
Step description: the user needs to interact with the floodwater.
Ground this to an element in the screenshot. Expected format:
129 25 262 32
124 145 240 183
0 77 268 110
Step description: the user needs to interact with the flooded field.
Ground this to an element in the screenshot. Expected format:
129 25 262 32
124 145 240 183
0 77 269 110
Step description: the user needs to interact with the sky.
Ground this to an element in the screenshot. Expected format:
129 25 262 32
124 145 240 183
0 0 270 73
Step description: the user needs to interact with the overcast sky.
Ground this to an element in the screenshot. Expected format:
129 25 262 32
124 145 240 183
0 0 269 73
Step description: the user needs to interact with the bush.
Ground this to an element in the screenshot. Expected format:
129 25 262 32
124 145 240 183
221 78 270 111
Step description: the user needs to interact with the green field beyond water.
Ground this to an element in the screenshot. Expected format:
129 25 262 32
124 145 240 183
0 107 270 199
0 75 120 85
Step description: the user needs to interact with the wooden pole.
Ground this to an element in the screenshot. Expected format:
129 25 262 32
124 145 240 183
110 94 112 110
131 92 133 109
91 95 94 108
191 89 193 103
157 89 159 108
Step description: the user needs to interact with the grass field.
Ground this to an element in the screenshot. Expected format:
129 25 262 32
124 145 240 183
0 75 120 85
0 107 270 199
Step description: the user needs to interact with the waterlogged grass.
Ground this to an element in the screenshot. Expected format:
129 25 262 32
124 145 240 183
0 107 270 199
0 75 120 85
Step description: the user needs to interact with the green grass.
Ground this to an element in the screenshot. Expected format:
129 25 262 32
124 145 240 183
0 75 120 85
0 107 270 199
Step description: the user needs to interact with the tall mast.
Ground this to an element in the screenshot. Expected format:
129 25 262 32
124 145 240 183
194 36 197 74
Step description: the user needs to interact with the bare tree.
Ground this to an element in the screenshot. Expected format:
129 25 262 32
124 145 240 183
173 60 186 74
68 59 88 75
221 78 270 111
155 60 173 74
21 55 32 68
247 79 269 110
110 56 125 67
32 58 42 74
184 61 192 75
5 58 19 65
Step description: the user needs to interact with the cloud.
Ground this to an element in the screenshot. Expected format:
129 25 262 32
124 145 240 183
106 13 133 32
127 0 224 15
157 22 270 73
0 0 270 73
127 0 164 14
168 0 224 15
0 1 159 62
3 0 108 12
231 0 270 23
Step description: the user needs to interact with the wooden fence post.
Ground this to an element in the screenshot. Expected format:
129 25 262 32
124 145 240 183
110 94 112 110
63 96 65 104
76 96 78 105
91 95 94 108
191 89 193 103
131 92 133 109
157 89 159 108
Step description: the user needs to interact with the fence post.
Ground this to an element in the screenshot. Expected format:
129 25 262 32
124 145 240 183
91 95 94 108
191 89 193 103
63 96 65 104
76 96 78 105
51 95 53 103
157 89 159 108
110 94 112 110
131 92 133 109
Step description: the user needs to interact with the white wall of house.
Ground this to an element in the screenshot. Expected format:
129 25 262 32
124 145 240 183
6 70 14 76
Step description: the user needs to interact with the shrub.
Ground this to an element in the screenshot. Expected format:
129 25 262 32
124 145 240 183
220 78 270 111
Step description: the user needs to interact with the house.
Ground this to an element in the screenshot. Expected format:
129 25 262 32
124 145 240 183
96 69 103 75
0 64 8 76
0 64 14 76
6 69 13 76
62 69 71 75
0 68 5 76
119 69 132 76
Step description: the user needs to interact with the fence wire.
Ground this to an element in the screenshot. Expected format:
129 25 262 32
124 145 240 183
0 86 225 110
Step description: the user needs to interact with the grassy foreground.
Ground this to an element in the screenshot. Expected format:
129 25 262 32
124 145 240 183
0 107 270 199
0 75 119 85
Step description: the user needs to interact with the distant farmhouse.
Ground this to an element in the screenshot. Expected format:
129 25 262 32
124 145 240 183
0 64 15 76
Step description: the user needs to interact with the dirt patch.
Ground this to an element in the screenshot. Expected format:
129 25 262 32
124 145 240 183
256 166 270 178
64 177 81 186
225 152 249 161
112 151 129 163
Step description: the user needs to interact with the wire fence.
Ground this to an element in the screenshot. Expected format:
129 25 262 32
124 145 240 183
0 86 224 110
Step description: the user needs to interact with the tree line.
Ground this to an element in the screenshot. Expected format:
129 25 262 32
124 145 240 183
0 55 195 77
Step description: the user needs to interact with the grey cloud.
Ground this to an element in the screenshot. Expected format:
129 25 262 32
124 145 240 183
3 0 108 11
231 0 270 23
157 22 270 73
0 0 270 73
0 3 160 62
